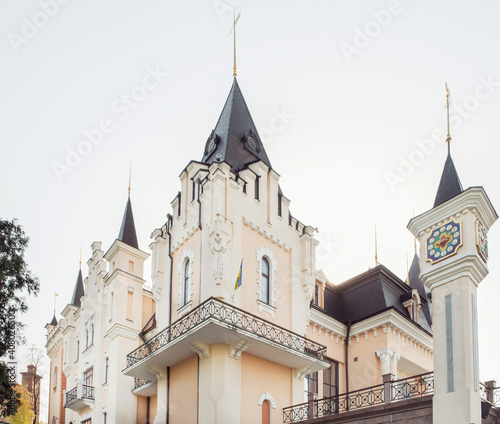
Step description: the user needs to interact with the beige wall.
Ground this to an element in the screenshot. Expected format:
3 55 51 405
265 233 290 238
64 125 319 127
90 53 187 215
240 353 292 424
169 355 198 424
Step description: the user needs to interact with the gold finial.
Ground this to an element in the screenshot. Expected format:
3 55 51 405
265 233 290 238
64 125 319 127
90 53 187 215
445 82 452 154
128 162 132 195
374 223 379 266
232 10 241 77
412 210 417 254
54 292 59 316
406 252 410 285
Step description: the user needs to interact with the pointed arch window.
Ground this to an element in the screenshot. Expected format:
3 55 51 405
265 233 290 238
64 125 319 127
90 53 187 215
262 258 270 304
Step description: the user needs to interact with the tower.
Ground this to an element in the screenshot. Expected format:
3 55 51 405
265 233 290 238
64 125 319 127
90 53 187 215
408 128 497 422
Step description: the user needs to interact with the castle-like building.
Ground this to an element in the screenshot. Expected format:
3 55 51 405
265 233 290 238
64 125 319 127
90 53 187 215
45 77 498 424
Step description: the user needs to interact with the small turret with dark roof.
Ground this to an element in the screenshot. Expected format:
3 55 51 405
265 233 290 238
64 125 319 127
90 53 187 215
49 314 57 326
118 195 139 249
70 268 84 308
433 152 463 207
201 78 272 172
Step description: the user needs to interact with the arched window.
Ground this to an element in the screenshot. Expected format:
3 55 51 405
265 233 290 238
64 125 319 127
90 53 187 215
262 399 271 424
262 257 270 304
183 259 190 305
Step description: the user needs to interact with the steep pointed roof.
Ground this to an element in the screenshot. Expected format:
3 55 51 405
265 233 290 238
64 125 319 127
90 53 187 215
70 268 84 308
50 314 57 326
407 253 432 327
118 196 139 249
201 78 272 171
433 153 463 207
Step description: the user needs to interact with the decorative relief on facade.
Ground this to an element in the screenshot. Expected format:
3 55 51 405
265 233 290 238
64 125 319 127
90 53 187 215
426 220 462 264
208 218 231 284
257 392 276 408
476 219 488 261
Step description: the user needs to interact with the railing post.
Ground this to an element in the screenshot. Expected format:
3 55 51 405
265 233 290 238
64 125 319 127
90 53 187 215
485 380 496 403
308 393 318 419
383 373 393 404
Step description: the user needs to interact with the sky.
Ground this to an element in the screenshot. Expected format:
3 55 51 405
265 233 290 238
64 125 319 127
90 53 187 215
2 0 500 420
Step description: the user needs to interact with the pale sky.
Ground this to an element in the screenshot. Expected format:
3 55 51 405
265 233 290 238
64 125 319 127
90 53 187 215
2 1 500 420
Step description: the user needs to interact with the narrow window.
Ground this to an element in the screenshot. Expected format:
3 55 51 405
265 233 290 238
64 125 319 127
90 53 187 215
183 260 190 305
85 329 89 349
177 192 181 217
103 412 107 424
255 176 260 201
323 360 339 398
128 260 134 273
262 258 270 304
76 340 80 361
243 182 247 194
192 180 196 201
84 367 93 387
278 192 282 217
110 292 114 321
127 291 133 320
104 358 109 384
91 323 94 345
314 284 319 306
304 372 318 401
261 399 271 424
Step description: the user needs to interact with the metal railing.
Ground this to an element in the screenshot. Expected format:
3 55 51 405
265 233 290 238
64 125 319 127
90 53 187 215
82 385 94 400
391 372 434 401
64 387 77 406
283 372 434 423
125 297 327 368
134 378 154 390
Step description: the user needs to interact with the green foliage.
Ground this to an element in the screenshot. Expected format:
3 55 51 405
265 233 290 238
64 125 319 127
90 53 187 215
0 362 20 418
5 385 34 424
0 219 39 357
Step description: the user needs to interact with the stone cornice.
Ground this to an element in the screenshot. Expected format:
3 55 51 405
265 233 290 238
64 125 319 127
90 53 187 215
242 218 291 251
105 323 139 342
408 186 498 236
103 239 150 262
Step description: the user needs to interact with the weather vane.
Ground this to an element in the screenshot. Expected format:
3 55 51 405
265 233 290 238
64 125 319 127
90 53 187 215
227 10 241 77
445 82 452 154
54 292 59 316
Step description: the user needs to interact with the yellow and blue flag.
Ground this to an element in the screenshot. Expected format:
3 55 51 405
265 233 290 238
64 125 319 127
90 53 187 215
234 260 243 290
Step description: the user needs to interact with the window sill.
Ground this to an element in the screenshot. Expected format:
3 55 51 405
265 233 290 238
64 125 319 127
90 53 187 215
257 300 276 317
177 300 193 317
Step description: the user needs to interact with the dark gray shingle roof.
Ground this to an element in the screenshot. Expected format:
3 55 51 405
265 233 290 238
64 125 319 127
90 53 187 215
118 196 139 249
71 268 84 308
434 153 463 207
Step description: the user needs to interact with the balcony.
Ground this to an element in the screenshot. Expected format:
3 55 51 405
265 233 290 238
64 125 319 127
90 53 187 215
132 377 157 397
123 297 328 381
283 372 434 422
64 384 95 411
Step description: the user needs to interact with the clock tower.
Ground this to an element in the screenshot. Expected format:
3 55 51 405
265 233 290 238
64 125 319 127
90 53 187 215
408 146 497 423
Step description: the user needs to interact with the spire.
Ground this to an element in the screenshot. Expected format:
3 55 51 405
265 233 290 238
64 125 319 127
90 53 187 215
433 84 463 208
201 79 272 171
50 314 57 326
118 196 139 249
70 268 85 308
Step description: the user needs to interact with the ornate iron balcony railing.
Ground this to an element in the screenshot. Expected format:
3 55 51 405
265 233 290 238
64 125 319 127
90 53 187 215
391 372 434 401
283 372 434 423
65 386 77 406
82 385 94 400
134 377 154 390
126 297 327 369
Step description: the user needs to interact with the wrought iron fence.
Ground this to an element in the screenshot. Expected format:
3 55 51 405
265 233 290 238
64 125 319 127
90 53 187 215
125 297 327 368
65 386 77 406
82 385 95 400
283 372 434 423
391 372 434 401
134 377 154 390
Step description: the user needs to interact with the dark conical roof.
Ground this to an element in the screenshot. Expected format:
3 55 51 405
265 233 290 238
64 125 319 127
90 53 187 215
433 153 463 207
201 78 272 171
407 253 432 326
50 314 57 326
118 196 139 249
71 268 85 308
